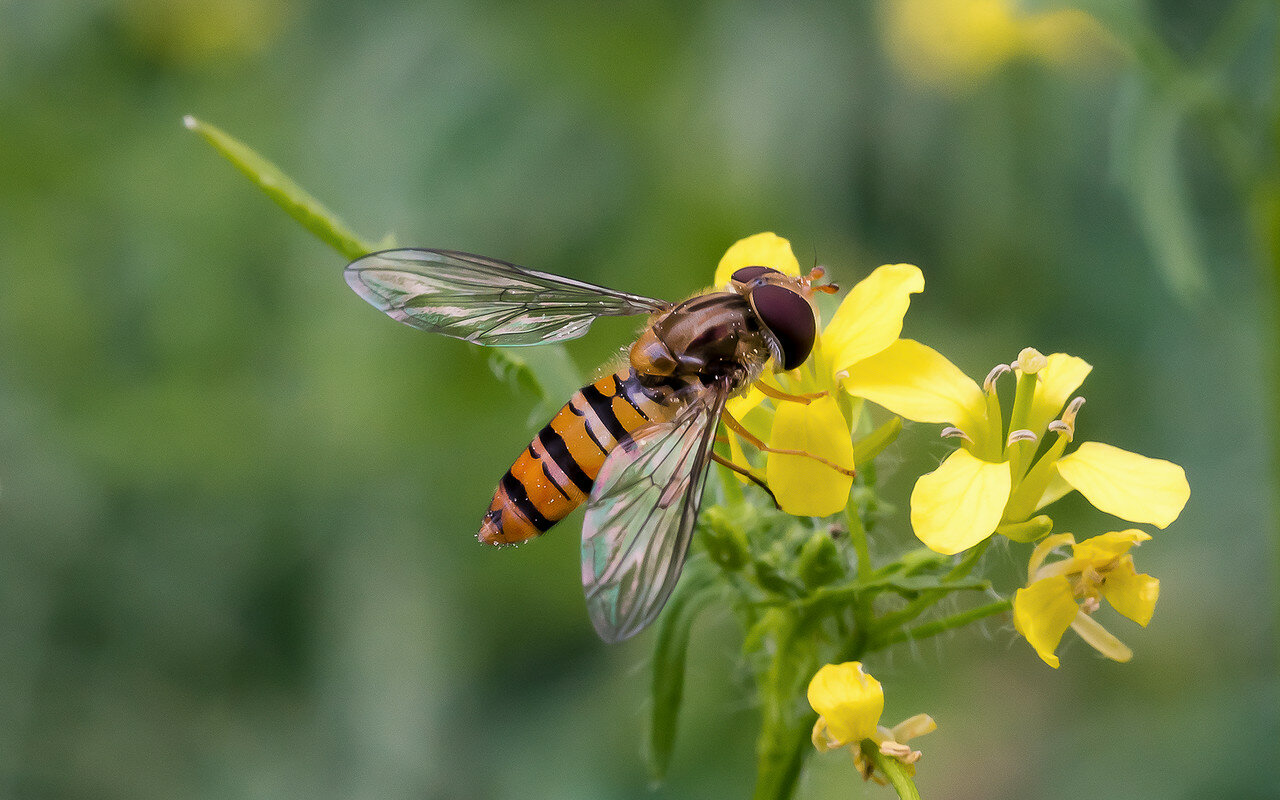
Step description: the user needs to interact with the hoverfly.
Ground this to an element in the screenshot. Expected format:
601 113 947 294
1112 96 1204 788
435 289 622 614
345 248 838 642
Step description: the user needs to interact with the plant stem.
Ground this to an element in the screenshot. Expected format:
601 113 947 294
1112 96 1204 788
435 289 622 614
861 741 923 800
753 614 805 800
874 599 1012 649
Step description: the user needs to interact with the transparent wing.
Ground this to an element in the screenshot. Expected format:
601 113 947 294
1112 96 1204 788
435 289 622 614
345 248 670 346
581 380 730 643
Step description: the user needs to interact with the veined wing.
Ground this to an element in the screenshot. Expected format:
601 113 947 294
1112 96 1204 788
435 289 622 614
581 380 730 643
345 249 670 346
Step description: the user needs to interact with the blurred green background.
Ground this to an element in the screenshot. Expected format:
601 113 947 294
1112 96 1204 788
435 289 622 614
1 0 1276 798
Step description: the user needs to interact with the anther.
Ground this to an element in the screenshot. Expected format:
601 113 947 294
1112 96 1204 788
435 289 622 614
1007 429 1038 446
879 741 913 759
983 363 1011 393
940 426 972 443
1061 396 1085 425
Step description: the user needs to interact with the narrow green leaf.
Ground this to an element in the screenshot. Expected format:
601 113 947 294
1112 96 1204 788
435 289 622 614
183 114 372 260
1110 77 1211 305
647 564 716 784
185 115 584 407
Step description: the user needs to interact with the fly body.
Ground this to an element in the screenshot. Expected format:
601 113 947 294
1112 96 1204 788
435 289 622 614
344 248 835 641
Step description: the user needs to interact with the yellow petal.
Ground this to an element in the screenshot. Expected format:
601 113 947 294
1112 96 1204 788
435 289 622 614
1055 442 1190 528
1025 353 1092 437
822 264 924 371
1100 559 1159 627
766 395 854 517
1027 532 1077 580
726 386 767 420
842 339 986 429
1069 612 1133 662
807 662 884 746
910 448 1011 554
1013 576 1079 668
713 232 801 286
1071 529 1151 565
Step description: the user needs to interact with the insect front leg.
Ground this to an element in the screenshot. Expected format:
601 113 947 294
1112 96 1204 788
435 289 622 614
720 409 857 478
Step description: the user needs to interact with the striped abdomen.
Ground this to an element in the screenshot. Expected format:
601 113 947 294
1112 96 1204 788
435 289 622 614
478 367 676 545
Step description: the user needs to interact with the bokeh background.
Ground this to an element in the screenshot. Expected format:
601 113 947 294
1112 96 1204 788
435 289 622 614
2 1 1277 798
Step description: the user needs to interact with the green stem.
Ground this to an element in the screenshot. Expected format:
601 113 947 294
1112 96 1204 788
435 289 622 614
846 499 873 581
183 115 373 259
752 613 806 800
860 741 923 800
943 538 990 582
873 599 1012 649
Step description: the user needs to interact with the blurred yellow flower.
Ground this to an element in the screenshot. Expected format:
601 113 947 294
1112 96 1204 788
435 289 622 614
808 662 936 782
716 233 923 517
1013 530 1160 668
881 0 1115 90
844 345 1190 554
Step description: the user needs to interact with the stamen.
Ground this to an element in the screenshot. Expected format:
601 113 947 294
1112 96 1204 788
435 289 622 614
1015 347 1047 374
983 364 1011 393
1007 429 1038 446
940 426 972 443
1061 396 1086 425
1049 396 1086 440
879 741 913 759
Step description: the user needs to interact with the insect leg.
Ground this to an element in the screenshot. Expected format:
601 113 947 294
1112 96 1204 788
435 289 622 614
721 410 857 478
709 452 779 508
755 382 829 405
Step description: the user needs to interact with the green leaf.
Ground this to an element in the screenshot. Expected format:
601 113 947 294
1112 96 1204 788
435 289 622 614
183 115 374 260
1110 75 1212 305
485 345 583 425
187 115 582 409
647 564 716 784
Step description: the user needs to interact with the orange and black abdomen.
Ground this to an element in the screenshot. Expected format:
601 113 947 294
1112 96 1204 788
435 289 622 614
478 368 674 545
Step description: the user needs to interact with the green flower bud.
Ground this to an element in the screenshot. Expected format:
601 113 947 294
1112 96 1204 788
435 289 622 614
798 531 844 588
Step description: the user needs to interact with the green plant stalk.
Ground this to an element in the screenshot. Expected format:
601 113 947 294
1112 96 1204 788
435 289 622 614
874 599 1013 649
860 741 923 800
752 613 805 800
183 115 373 259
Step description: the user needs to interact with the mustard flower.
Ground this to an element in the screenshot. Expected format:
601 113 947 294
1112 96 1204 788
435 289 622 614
715 233 924 517
808 662 936 782
881 0 1114 91
1013 530 1160 668
843 345 1190 554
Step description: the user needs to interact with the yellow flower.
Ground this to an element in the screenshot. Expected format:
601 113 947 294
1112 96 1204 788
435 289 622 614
716 233 924 516
1013 530 1160 668
808 662 936 782
843 344 1191 554
881 0 1115 91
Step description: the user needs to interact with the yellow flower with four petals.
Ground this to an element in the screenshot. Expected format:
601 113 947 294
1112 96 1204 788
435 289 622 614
842 343 1190 554
715 233 923 517
807 661 936 782
1012 530 1160 667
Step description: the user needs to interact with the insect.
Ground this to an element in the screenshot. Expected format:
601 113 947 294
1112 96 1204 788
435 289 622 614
345 248 841 642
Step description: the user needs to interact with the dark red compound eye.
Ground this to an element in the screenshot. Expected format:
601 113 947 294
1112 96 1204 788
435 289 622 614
749 284 816 370
731 265 782 283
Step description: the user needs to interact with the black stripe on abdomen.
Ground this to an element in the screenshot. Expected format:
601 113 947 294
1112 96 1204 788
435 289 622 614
579 383 631 443
612 373 653 421
537 426 594 494
500 472 554 531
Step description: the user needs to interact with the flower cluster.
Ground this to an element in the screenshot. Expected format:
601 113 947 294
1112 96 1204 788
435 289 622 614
711 233 1189 782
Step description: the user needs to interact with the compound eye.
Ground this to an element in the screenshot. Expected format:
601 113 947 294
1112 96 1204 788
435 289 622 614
749 284 816 370
731 265 782 284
